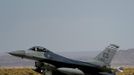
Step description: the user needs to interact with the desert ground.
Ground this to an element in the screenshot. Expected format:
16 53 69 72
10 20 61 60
0 67 41 75
0 67 134 75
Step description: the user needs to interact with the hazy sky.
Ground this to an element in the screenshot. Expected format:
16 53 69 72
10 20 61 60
0 0 134 53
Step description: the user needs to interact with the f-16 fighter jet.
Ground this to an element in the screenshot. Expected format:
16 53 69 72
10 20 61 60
8 44 121 75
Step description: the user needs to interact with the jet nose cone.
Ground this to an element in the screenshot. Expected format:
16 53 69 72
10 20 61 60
8 50 25 56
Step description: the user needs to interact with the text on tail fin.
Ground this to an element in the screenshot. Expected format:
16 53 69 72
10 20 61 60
94 44 119 66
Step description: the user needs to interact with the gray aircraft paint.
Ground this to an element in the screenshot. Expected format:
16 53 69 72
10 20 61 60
94 44 119 67
8 44 119 75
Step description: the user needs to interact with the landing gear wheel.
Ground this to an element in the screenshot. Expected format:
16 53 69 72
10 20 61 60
34 67 42 73
43 69 53 75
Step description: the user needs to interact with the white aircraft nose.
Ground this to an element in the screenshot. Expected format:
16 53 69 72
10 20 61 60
8 50 25 56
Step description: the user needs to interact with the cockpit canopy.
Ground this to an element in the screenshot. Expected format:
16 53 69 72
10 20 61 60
29 46 48 52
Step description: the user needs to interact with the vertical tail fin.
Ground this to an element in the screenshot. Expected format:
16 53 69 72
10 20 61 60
94 44 119 66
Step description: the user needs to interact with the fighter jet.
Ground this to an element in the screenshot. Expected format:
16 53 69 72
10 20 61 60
8 44 121 75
